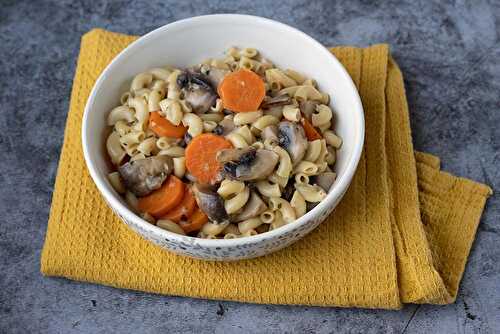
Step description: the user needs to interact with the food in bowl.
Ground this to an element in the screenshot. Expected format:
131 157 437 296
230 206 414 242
105 47 342 239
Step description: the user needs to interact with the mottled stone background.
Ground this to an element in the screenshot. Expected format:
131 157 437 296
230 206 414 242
0 0 498 333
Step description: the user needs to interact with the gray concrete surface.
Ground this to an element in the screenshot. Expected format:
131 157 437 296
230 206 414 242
0 0 499 333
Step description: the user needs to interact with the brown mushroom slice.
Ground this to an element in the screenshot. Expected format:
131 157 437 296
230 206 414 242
232 191 268 222
299 100 319 120
217 147 255 164
177 70 217 113
213 117 235 136
205 66 230 89
281 181 295 202
192 183 229 224
217 147 279 181
118 155 173 197
314 172 337 192
261 125 279 145
277 121 308 166
261 94 292 109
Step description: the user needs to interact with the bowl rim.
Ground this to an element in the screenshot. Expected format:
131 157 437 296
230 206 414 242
82 13 365 247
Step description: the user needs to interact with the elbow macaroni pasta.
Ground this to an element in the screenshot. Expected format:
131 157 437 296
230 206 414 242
104 47 342 238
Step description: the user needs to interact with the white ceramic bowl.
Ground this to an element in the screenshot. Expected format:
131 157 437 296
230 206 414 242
82 14 364 261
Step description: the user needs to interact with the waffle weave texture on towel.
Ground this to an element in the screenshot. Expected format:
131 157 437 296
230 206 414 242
41 29 492 309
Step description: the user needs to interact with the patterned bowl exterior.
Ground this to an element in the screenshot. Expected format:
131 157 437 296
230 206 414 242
105 189 345 261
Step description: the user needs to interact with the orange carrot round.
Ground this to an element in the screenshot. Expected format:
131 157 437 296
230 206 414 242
149 111 187 139
218 69 266 112
185 133 233 184
138 175 185 218
179 207 208 233
160 188 197 222
301 117 322 141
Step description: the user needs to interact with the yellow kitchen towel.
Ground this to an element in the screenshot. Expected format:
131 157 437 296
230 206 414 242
40 29 492 309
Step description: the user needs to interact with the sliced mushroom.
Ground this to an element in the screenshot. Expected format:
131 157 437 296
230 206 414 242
213 116 235 136
306 202 318 212
216 147 254 164
314 172 336 192
192 183 229 224
182 132 192 147
206 66 230 89
299 100 319 120
261 94 292 109
261 125 278 144
177 70 217 113
281 182 295 202
118 155 173 197
197 64 230 89
217 147 279 181
278 121 308 166
232 191 268 222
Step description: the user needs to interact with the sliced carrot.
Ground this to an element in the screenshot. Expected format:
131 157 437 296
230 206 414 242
179 207 208 233
301 117 322 141
218 69 266 112
160 188 197 222
138 175 185 218
149 111 187 139
185 133 233 184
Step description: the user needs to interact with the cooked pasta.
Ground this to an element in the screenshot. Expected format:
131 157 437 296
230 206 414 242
149 68 171 81
158 146 185 158
269 197 296 223
226 132 249 148
106 131 126 165
233 110 263 125
107 106 135 126
203 121 218 132
323 130 343 149
137 137 157 156
156 137 174 150
114 121 131 137
125 191 139 211
290 190 306 217
108 171 126 194
210 98 224 113
173 157 186 179
251 115 280 132
304 139 322 162
238 217 263 234
260 210 275 224
232 125 254 144
282 105 301 122
148 89 164 112
295 173 310 185
182 113 203 137
265 68 297 88
269 211 286 230
295 183 327 202
119 131 145 148
256 180 281 198
198 113 224 122
131 72 153 91
104 47 342 238
223 223 240 235
284 69 306 84
129 97 149 130
141 212 156 224
218 179 245 198
273 145 293 178
293 160 319 176
201 222 229 236
157 219 186 235
224 186 250 214
311 104 333 127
